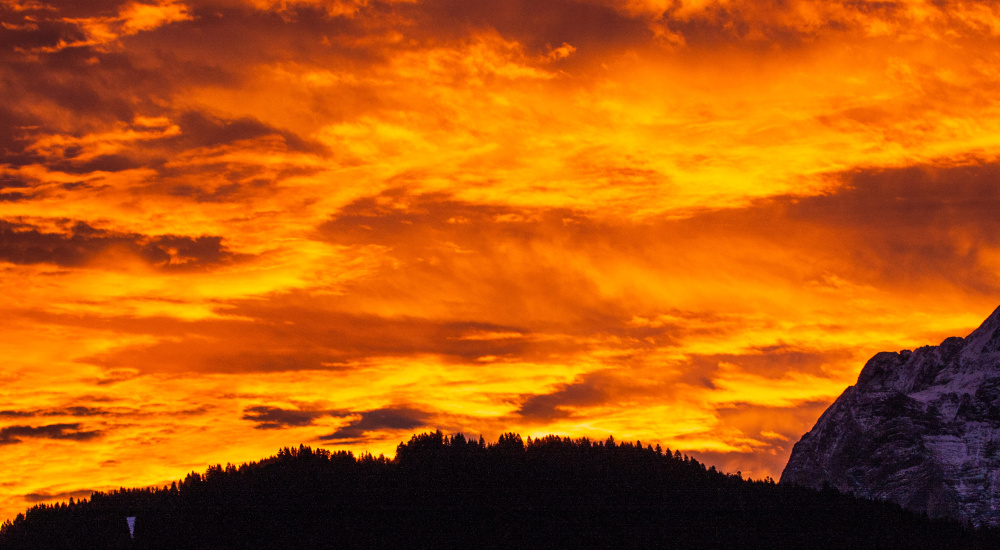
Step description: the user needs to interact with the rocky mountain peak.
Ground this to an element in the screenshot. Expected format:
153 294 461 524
961 304 1000 358
782 305 1000 526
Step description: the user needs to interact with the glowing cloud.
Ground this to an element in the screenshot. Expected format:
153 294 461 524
1 0 999 522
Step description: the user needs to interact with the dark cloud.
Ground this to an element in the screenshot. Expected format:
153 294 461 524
682 346 853 381
403 0 653 58
691 162 1000 295
0 104 30 158
0 11 249 169
159 164 322 203
84 309 537 373
515 345 851 421
1 0 126 20
2 50 145 131
319 190 651 336
94 369 139 386
515 368 675 422
797 164 1000 228
315 189 709 283
516 377 609 420
0 406 108 418
44 406 109 417
144 3 378 66
0 192 30 202
241 406 332 430
320 189 513 247
0 220 249 271
168 111 329 155
2 0 991 161
319 406 430 441
4 0 648 143
0 173 29 189
71 161 996 376
22 489 95 504
0 9 86 55
0 423 102 445
242 403 433 440
657 0 998 51
48 153 149 174
1 55 157 169
657 1 823 49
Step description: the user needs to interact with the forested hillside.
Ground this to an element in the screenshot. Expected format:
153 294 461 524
1 432 994 549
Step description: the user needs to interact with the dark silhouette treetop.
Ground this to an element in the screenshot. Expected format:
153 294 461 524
1 431 996 549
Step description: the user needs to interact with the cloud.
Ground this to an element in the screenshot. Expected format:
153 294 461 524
241 405 332 429
241 404 434 437
0 220 249 271
684 346 854 381
5 0 1000 526
12 0 193 53
22 489 95 504
0 406 111 418
83 307 537 373
801 163 1000 292
513 345 850 422
47 406 111 417
403 0 653 58
79 172 972 380
516 371 616 420
2 49 148 129
317 190 658 334
0 423 103 445
686 400 835 480
49 153 147 174
677 162 1000 296
319 406 430 441
167 111 329 155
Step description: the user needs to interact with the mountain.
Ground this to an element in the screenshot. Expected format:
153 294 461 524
2 432 992 549
782 305 1000 527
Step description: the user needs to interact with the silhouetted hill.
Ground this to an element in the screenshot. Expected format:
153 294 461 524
2 431 996 549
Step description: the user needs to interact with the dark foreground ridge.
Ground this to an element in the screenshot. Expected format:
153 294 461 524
2 432 996 549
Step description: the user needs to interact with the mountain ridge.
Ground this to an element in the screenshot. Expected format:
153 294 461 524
782 305 1000 526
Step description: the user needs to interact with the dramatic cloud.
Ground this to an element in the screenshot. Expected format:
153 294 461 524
0 424 102 445
168 111 328 155
0 405 138 419
2 0 1000 524
83 308 536 373
516 374 614 421
22 489 95 504
0 220 247 271
242 405 332 429
320 406 431 441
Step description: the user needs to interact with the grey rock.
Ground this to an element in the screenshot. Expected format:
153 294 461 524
781 305 1000 526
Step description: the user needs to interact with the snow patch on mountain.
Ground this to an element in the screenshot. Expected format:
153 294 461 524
781 305 1000 526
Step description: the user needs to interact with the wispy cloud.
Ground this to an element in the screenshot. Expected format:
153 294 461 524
0 423 103 445
2 0 1000 524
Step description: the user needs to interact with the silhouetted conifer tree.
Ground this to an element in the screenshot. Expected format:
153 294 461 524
1 431 997 549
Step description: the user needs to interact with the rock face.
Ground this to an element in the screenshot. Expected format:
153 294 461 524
781 305 1000 526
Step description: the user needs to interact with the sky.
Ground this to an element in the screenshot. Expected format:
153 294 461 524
2 0 1000 521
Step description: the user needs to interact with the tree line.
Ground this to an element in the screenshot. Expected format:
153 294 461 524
1 431 995 548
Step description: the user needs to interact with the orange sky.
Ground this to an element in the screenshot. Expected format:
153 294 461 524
2 0 1000 520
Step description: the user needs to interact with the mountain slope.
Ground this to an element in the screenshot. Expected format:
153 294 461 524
2 432 993 549
782 305 1000 526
